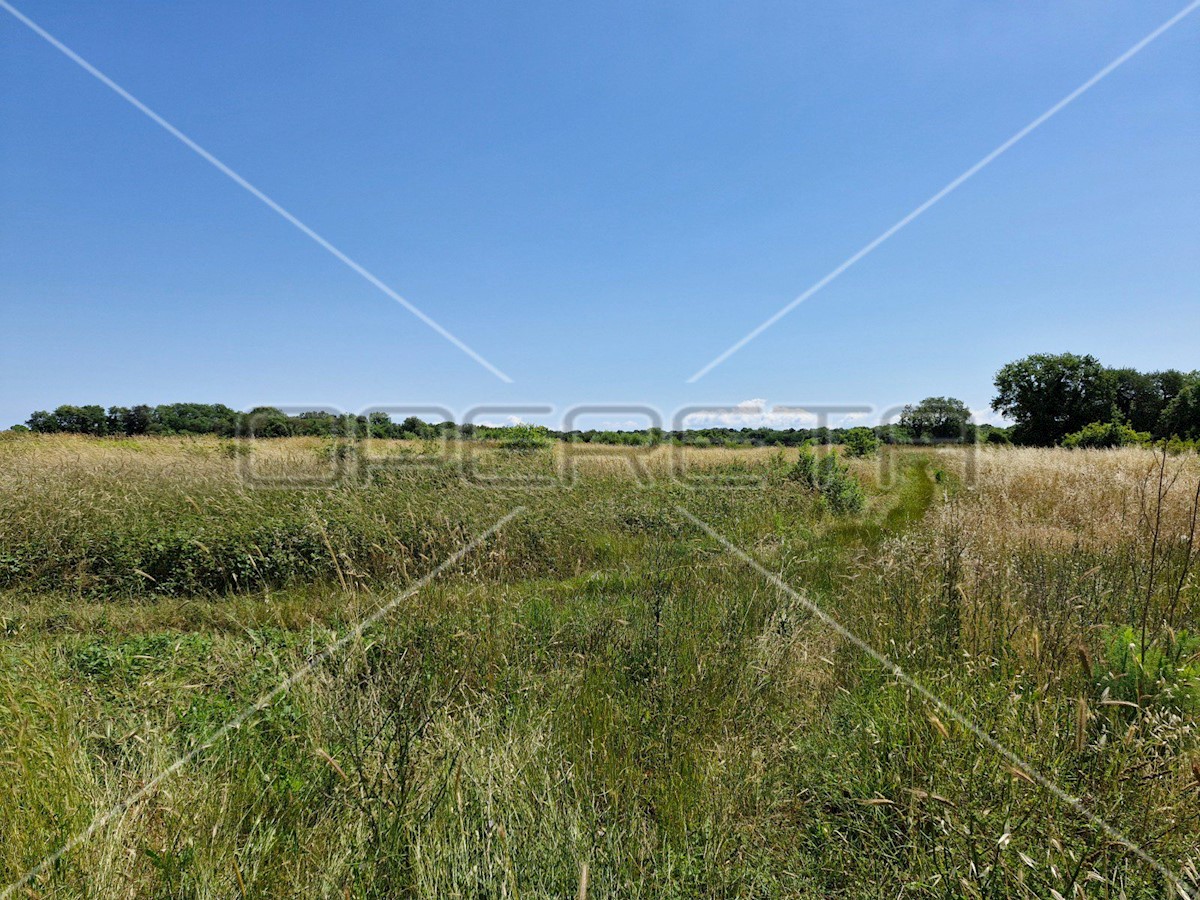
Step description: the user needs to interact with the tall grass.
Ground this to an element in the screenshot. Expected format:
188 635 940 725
1 436 1197 897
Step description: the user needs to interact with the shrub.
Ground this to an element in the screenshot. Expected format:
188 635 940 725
1163 436 1197 456
789 448 865 514
1061 421 1149 449
983 427 1011 445
766 449 792 482
788 446 819 489
841 427 880 458
220 440 253 458
816 452 866 513
320 440 357 462
500 424 552 451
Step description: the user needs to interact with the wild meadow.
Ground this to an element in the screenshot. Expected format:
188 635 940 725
1 434 1198 898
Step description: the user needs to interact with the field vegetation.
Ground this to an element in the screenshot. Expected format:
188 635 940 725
1 434 1199 898
14 353 1200 451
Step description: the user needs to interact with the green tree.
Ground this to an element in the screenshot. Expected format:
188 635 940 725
151 403 240 435
42 404 109 435
293 411 335 437
980 425 1011 445
1107 368 1190 435
396 416 428 439
992 353 1114 446
106 406 132 435
1159 381 1200 441
1108 368 1154 433
367 412 395 439
126 405 152 435
841 427 880 458
899 396 973 442
244 407 294 438
26 410 58 432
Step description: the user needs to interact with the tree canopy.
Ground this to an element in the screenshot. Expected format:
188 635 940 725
992 353 1113 446
992 353 1198 445
899 397 973 442
1159 382 1200 441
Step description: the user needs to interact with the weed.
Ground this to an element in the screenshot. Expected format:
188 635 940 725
1095 625 1200 710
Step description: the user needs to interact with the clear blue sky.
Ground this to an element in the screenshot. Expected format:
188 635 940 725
2 1 1197 429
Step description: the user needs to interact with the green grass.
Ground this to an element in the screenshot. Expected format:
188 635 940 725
1 437 1198 898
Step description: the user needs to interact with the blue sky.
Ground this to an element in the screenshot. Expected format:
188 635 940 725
2 1 1197 430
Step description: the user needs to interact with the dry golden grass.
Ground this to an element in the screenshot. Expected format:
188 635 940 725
936 446 1200 550
2 436 1199 897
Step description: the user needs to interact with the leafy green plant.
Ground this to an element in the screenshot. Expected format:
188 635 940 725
983 427 1011 445
841 427 880 458
788 446 819 488
1094 625 1200 710
320 439 357 462
219 439 252 458
1163 436 1197 456
499 424 552 451
1062 420 1150 449
789 448 865 513
816 452 866 513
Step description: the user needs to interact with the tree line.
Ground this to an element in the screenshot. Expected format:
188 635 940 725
18 404 465 440
991 353 1200 446
10 400 999 448
10 354 1199 448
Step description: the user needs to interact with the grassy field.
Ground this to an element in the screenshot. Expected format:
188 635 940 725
1 434 1198 898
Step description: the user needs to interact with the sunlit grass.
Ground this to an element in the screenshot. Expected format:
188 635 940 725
1 436 1198 897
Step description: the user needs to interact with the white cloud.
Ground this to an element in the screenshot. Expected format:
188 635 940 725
475 414 526 427
682 400 869 430
970 407 1010 427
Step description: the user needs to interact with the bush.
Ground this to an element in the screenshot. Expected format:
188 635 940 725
1061 421 1150 449
1163 436 1198 456
983 427 1011 445
1064 420 1149 449
788 446 819 489
220 440 253 458
500 424 552 451
816 453 866 513
320 440 357 464
789 448 865 514
841 427 880 458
